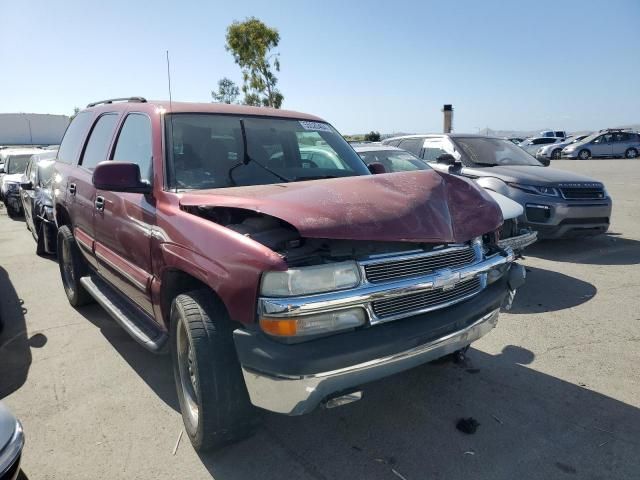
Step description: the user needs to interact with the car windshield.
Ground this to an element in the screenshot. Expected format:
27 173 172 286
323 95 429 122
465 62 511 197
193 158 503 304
165 114 370 190
453 137 543 167
6 155 31 174
357 149 430 172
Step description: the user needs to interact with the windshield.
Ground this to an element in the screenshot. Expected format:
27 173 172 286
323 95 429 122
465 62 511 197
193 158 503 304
6 154 31 174
165 114 370 190
357 149 430 172
453 137 543 167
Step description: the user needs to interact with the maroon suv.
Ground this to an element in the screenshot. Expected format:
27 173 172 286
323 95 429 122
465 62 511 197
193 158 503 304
52 97 524 451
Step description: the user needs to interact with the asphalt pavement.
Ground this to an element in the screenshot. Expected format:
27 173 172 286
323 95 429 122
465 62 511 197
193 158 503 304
1 160 639 479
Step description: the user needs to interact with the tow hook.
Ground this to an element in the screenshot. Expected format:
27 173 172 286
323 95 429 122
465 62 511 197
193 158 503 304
453 345 470 364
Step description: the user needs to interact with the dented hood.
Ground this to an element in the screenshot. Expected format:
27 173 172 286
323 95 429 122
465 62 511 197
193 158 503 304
179 171 502 243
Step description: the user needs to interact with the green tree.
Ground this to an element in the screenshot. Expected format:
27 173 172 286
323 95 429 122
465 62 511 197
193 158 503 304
225 17 284 108
364 131 381 142
211 77 240 104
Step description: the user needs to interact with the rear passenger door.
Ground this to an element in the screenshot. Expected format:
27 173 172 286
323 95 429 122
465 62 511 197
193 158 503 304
93 113 155 316
70 113 120 268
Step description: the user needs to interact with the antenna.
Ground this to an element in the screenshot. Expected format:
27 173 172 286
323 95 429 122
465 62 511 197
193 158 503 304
166 50 177 192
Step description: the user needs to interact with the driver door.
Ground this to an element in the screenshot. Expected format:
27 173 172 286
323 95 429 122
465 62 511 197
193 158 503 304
591 134 613 157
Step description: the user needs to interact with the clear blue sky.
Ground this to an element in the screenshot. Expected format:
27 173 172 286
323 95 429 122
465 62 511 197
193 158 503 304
1 0 638 134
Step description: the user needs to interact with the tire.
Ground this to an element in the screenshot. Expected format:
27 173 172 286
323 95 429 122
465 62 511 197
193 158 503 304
170 289 259 452
578 149 591 160
625 148 638 159
551 149 562 160
56 225 93 306
36 222 46 256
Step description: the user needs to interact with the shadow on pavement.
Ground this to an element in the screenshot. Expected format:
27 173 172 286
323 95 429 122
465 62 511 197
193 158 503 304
199 345 640 480
526 234 640 265
75 304 179 411
508 266 597 314
0 266 46 399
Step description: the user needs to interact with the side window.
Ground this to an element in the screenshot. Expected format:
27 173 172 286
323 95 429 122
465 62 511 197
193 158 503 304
421 138 449 161
592 135 604 144
80 114 119 169
57 112 93 164
397 138 423 155
112 114 153 182
386 140 401 147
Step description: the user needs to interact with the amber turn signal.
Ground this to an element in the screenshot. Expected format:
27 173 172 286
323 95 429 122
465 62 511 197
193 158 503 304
259 317 298 337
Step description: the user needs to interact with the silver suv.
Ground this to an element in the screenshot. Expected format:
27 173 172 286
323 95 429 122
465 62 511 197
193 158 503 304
562 129 640 159
383 134 612 239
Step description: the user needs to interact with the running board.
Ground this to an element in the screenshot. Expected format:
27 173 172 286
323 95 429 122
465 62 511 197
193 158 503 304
79 275 168 353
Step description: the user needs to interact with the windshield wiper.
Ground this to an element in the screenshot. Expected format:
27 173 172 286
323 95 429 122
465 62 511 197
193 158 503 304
293 174 338 181
228 120 292 186
471 162 498 167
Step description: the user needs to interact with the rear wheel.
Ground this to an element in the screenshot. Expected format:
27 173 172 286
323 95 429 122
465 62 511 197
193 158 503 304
551 149 562 160
578 149 591 160
625 148 638 159
57 225 93 306
170 289 259 452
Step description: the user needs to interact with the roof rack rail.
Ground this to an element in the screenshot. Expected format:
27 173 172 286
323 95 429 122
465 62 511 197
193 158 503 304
86 97 147 108
599 127 631 133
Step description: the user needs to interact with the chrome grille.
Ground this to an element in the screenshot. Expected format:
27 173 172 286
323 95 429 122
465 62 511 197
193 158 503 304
559 185 605 200
363 247 476 283
372 277 482 319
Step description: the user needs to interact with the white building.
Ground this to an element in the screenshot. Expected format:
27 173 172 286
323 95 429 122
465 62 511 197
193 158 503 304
0 113 70 145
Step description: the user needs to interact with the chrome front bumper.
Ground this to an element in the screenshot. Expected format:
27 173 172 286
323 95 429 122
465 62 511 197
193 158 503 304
241 308 500 415
497 231 538 252
259 249 515 325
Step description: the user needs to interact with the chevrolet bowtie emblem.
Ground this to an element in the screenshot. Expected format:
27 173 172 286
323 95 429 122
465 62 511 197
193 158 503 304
433 269 462 291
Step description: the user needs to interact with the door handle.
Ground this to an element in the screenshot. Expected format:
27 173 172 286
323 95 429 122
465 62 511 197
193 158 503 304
69 183 77 195
95 196 105 212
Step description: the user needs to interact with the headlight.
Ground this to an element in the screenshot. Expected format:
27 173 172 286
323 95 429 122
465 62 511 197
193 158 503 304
260 261 361 297
260 308 366 338
508 183 559 197
563 147 576 152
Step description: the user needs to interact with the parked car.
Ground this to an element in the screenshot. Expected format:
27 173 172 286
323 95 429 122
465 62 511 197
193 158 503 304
53 97 523 452
518 137 564 161
540 130 567 139
19 150 58 254
506 137 525 145
383 134 612 239
0 148 42 216
0 402 24 480
536 135 589 161
353 144 537 252
561 129 640 159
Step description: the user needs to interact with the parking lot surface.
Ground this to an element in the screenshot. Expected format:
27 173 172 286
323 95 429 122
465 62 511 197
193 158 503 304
1 160 639 480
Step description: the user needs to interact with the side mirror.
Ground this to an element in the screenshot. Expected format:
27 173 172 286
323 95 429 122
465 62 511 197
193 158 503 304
0 165 4 174
435 153 458 165
20 181 33 190
93 161 151 194
539 158 550 167
367 162 387 174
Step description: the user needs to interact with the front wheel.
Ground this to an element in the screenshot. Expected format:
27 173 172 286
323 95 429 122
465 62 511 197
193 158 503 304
625 148 638 159
170 290 258 452
551 149 562 160
578 149 591 160
36 222 46 256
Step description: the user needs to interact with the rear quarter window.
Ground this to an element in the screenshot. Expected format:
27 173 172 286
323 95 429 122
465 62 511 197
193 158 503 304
57 112 93 165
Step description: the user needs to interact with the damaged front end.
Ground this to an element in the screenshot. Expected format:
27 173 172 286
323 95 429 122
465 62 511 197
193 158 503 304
180 175 524 415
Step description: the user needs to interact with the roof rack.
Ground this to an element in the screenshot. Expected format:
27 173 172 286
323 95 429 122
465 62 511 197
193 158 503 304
599 127 632 133
86 97 147 108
